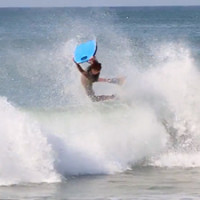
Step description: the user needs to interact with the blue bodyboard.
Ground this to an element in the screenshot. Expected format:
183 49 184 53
74 40 97 63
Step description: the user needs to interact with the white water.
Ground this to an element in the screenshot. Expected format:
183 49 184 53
1 42 200 186
0 97 60 186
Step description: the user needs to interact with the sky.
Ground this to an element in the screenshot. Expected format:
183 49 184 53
0 0 200 7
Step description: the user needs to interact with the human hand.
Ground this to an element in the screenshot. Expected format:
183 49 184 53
88 56 96 64
107 77 126 85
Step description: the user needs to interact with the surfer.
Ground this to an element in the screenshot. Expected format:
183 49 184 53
73 57 123 102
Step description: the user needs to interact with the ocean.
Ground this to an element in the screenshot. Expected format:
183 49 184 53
1 6 200 199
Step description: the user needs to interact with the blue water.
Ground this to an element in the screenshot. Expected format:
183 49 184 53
1 6 200 199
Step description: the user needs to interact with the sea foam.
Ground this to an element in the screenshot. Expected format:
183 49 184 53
0 97 60 185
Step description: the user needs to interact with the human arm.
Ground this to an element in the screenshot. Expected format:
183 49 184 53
73 58 88 76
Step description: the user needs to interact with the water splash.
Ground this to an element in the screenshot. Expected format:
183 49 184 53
0 97 60 185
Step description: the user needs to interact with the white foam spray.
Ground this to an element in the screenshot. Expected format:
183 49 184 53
120 42 200 167
2 41 200 185
0 97 60 186
56 31 200 171
2 9 200 185
40 104 168 176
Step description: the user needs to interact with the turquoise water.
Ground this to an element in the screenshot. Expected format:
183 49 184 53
1 6 200 199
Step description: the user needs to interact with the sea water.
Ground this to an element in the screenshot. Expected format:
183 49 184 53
0 6 200 199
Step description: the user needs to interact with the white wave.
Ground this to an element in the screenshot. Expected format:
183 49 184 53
149 151 200 168
120 42 200 167
2 40 200 185
34 104 168 176
0 97 60 186
0 96 167 183
29 42 200 176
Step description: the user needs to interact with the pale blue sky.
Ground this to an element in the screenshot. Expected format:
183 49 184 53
0 0 200 7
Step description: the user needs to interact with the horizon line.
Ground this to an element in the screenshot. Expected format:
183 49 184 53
0 5 200 8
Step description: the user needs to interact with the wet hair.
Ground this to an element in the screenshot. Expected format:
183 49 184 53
90 60 102 71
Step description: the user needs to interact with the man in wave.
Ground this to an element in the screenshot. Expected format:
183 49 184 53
73 57 124 102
